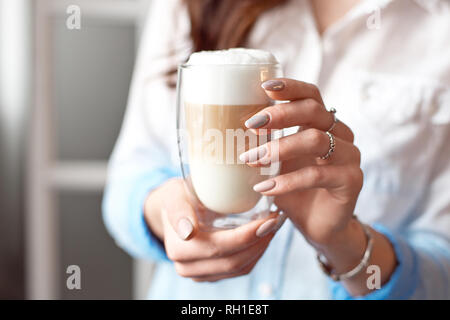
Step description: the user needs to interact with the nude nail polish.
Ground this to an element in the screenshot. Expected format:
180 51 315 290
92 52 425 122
245 113 270 129
253 180 276 193
274 214 287 231
256 218 278 238
177 218 193 240
261 80 285 91
239 145 268 163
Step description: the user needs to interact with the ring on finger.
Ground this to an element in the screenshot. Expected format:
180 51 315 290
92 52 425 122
319 131 336 160
326 107 338 132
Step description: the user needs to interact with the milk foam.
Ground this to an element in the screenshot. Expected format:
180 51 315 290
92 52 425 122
186 48 278 65
184 48 280 105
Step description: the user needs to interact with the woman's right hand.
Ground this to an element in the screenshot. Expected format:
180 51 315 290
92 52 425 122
144 178 286 282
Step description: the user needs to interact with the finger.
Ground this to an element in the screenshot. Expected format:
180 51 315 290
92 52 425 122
189 214 286 281
165 212 284 262
261 78 324 103
240 129 360 166
161 179 198 241
245 99 354 143
190 234 270 282
191 255 261 282
174 233 273 279
191 250 262 282
253 165 364 196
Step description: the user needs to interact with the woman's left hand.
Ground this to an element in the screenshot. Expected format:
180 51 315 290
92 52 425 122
241 78 364 249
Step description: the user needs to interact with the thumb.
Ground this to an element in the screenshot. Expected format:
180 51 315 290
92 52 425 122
161 182 199 241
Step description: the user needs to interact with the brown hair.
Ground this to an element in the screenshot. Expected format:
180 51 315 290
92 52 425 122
186 0 288 51
167 0 288 86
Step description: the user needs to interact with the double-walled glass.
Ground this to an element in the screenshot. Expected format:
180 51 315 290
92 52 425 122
176 62 283 231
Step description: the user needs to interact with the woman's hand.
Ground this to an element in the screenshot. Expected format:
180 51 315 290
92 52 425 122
241 78 362 248
144 178 286 282
241 78 397 296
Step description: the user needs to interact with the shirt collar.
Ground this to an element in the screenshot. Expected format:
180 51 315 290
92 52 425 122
354 0 449 14
347 0 394 19
317 0 394 39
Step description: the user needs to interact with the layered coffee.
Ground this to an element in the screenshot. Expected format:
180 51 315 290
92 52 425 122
182 48 280 214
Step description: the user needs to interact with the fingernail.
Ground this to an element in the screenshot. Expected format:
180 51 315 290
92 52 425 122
245 113 270 129
253 180 276 193
239 145 267 163
177 218 193 240
256 218 279 237
274 213 287 231
257 213 287 238
261 80 285 91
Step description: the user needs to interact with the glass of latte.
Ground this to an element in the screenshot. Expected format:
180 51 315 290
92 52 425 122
176 48 283 230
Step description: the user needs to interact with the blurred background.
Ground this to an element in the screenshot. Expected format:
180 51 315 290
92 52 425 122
0 0 154 299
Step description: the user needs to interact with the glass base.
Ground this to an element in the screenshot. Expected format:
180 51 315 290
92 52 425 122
196 207 271 232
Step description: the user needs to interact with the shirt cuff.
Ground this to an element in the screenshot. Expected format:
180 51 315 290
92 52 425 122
127 167 179 262
329 223 419 300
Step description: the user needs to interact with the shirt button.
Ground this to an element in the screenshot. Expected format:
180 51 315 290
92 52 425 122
258 283 274 298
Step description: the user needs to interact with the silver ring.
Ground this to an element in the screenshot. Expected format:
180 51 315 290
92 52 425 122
326 107 338 132
320 131 335 160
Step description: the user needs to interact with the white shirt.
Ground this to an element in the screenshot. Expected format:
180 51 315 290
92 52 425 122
103 0 450 299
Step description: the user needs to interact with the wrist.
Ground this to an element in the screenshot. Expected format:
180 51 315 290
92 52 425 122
314 218 367 274
314 218 398 296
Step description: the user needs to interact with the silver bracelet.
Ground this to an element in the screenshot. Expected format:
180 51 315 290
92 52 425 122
317 218 374 281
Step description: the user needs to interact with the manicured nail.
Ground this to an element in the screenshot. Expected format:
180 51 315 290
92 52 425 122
245 113 270 129
253 180 276 193
261 80 285 91
177 218 193 240
239 145 267 163
274 213 287 231
256 218 278 237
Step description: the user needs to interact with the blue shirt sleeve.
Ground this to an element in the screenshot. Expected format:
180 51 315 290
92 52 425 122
329 223 450 300
102 166 180 262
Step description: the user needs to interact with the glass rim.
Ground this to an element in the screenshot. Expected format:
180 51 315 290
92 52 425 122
179 62 281 69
